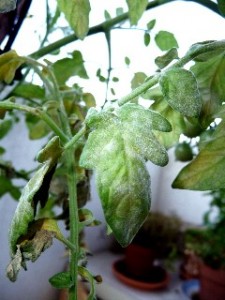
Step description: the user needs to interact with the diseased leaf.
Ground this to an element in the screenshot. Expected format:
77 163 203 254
52 50 88 85
159 68 201 117
6 246 24 282
80 104 170 246
0 0 16 13
126 0 148 25
57 0 91 39
191 52 225 126
155 31 178 51
49 272 72 289
155 48 178 69
172 121 225 190
0 50 26 84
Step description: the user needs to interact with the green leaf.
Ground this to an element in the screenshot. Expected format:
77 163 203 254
172 121 225 190
11 83 45 100
191 52 225 126
155 31 178 51
159 68 201 117
49 272 72 289
155 48 179 69
26 115 50 139
144 32 151 46
0 50 26 84
126 0 148 25
0 175 21 200
0 119 13 139
57 0 91 39
104 10 111 20
78 266 100 300
0 146 5 155
147 19 156 30
80 104 170 246
125 56 131 66
83 93 96 108
217 0 225 16
0 0 16 13
131 72 147 89
52 50 88 85
0 98 15 119
37 136 63 164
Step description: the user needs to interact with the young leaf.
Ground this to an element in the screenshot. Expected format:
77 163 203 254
172 121 225 190
80 104 170 246
0 50 26 84
49 272 73 289
126 0 148 25
52 50 88 85
57 0 91 39
0 0 16 13
144 32 151 46
155 48 179 69
159 68 201 117
155 31 178 51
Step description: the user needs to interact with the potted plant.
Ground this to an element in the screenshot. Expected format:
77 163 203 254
184 189 225 300
124 212 182 277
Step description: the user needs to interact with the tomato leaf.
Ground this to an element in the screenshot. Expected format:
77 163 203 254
155 48 179 69
159 68 201 117
80 104 170 246
126 0 148 25
172 121 225 190
49 272 73 289
155 31 178 51
57 0 91 39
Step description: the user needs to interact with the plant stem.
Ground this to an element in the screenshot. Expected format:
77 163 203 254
64 126 86 151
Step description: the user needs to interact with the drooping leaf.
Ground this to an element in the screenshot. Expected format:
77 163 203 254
78 266 100 300
11 83 45 100
52 50 88 85
172 121 225 190
0 119 13 139
126 0 148 25
49 272 73 289
155 31 178 51
0 0 16 13
0 50 26 84
155 48 179 69
191 52 225 126
57 0 91 39
159 68 201 117
6 246 24 282
80 104 170 246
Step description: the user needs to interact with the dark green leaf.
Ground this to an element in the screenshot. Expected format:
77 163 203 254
155 31 178 51
52 50 88 85
217 0 225 16
49 272 72 289
144 32 151 46
147 19 156 30
172 121 225 190
159 68 201 117
0 175 21 200
0 119 13 139
0 0 16 13
126 0 148 25
0 50 26 84
0 146 5 155
11 83 45 100
155 48 178 69
80 104 170 246
57 0 91 39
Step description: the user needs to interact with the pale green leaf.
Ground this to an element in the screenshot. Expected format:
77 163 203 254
57 0 90 39
155 31 178 51
131 72 147 89
126 0 148 25
0 0 16 13
172 121 225 190
0 50 26 84
80 104 170 246
159 68 201 117
147 19 156 30
52 50 88 85
49 272 72 289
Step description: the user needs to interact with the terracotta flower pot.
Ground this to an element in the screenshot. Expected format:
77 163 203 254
124 243 156 277
199 263 225 300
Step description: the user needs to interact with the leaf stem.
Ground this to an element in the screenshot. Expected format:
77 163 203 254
64 126 86 151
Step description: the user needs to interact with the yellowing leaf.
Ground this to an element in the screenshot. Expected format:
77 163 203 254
57 0 91 39
0 50 25 84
